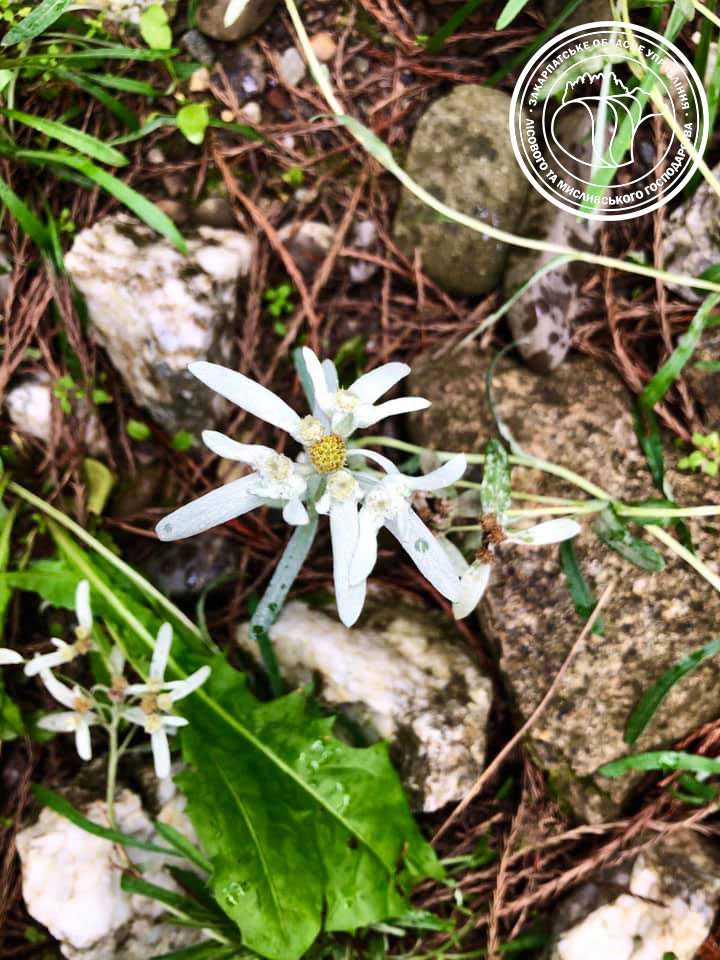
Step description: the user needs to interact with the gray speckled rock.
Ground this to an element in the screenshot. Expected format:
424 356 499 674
543 0 612 26
237 596 493 812
545 832 720 960
662 161 720 304
65 214 252 435
393 86 528 296
197 0 277 42
503 114 600 373
410 349 720 821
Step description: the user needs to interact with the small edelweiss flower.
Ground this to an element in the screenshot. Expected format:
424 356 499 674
37 669 99 761
124 623 210 778
25 580 93 677
349 456 467 603
0 648 24 665
450 518 582 619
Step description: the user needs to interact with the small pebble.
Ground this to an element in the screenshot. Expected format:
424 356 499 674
279 47 306 87
189 67 211 92
241 101 262 124
220 109 235 123
180 29 216 66
279 133 296 152
147 147 165 164
309 31 337 62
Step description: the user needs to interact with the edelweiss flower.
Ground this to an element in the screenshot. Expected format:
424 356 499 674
450 518 582 619
155 349 459 627
37 669 100 761
25 580 93 677
0 648 24 665
125 623 210 778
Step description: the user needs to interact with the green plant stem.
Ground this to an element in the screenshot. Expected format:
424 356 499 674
645 524 720 593
8 481 208 647
619 504 720 518
283 0 720 297
106 707 120 829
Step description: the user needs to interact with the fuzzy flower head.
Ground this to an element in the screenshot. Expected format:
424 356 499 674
155 349 466 626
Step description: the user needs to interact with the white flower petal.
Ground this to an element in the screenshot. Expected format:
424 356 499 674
124 683 153 696
36 711 75 733
0 648 23 665
151 623 173 681
506 518 582 546
301 348 330 411
406 454 467 492
109 645 125 676
348 508 382 585
167 665 211 702
162 715 190 727
346 448 400 474
39 669 77 709
330 500 366 627
453 562 493 619
75 717 92 761
385 509 461 602
155 476 264 541
75 580 92 631
282 497 309 525
123 706 147 726
438 536 470 576
355 396 430 428
322 358 339 392
151 729 171 779
189 362 301 435
24 647 70 677
349 363 410 403
202 431 273 466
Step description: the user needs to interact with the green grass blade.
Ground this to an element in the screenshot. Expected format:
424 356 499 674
559 539 604 635
593 506 665 572
0 107 127 166
631 401 665 492
599 750 720 778
488 0 584 85
423 0 484 54
625 636 720 744
0 174 49 250
55 70 140 130
496 0 531 30
154 821 213 873
639 293 720 409
1 0 71 46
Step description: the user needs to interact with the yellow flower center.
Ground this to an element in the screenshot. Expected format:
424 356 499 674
308 434 347 474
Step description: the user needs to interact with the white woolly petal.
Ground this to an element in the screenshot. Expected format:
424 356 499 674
162 715 190 727
354 396 430 427
39 669 77 709
75 718 92 761
385 509 461 601
439 536 470 576
301 348 330 410
322 358 339 392
189 362 301 435
36 711 75 732
124 683 153 696
406 454 467 492
24 649 70 677
202 431 273 466
506 518 582 546
151 729 171 779
109 645 125 676
346 448 400 474
123 706 147 726
75 580 92 631
348 508 382 585
167 665 211 701
0 648 23 665
282 498 310 526
151 623 172 681
349 362 410 403
315 491 331 515
155 476 264 541
330 500 366 627
453 563 493 619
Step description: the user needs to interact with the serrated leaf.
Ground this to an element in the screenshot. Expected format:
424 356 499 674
1 0 71 46
480 439 511 521
179 660 442 960
593 506 665 572
625 636 720 745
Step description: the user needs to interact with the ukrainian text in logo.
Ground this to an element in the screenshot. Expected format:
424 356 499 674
509 21 708 220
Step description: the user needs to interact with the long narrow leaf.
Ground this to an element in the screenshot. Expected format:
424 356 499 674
496 0 531 30
154 820 212 873
593 506 665 572
0 107 127 166
559 539 603 635
0 174 49 249
1 0 71 46
55 69 140 130
625 637 720 744
599 750 720 778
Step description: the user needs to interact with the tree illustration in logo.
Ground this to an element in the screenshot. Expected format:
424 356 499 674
550 71 665 170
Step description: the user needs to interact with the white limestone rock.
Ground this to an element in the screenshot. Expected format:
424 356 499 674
76 0 166 24
278 47 306 87
17 788 204 960
5 374 105 452
546 832 720 960
237 597 492 811
65 214 253 434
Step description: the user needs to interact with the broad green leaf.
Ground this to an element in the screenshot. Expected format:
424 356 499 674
140 4 173 50
480 439 511 521
599 750 720 778
559 539 603 635
593 507 665 572
0 558 78 609
625 636 720 744
0 108 127 166
180 660 442 960
177 103 209 145
496 0 530 30
1 0 71 46
0 174 49 250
